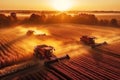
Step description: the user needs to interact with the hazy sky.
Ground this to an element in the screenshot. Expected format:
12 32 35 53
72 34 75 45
0 0 120 11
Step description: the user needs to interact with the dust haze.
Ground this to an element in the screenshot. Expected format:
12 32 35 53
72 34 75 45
1 24 120 59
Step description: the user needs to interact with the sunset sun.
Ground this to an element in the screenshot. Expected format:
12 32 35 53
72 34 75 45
51 0 73 11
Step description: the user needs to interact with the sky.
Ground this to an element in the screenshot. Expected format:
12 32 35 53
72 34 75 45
0 0 120 11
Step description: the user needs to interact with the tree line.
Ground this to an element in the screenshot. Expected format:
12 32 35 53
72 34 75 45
0 12 119 27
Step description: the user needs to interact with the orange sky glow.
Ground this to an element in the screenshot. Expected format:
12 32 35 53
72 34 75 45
0 0 120 11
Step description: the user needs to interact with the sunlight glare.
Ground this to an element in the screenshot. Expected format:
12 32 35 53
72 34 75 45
51 0 73 11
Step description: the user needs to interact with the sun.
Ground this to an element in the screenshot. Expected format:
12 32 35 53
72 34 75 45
51 0 73 11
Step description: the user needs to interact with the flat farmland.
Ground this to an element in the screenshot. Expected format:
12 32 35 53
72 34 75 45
0 24 120 80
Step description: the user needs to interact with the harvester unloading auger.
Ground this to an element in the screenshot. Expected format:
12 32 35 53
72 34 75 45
34 45 70 66
80 35 107 48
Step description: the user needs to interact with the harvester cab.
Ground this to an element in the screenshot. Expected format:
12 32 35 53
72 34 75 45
34 45 55 60
34 44 70 65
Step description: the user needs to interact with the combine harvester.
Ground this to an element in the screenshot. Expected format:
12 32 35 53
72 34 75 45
80 35 107 48
80 36 120 58
26 30 46 36
26 30 35 36
34 44 70 66
0 44 70 78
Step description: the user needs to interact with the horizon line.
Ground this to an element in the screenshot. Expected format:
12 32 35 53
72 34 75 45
0 10 120 12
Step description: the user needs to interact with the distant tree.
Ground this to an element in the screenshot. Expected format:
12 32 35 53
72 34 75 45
10 12 17 21
28 13 46 24
88 14 98 24
0 14 11 27
99 19 109 26
29 14 40 24
72 13 98 24
110 18 118 26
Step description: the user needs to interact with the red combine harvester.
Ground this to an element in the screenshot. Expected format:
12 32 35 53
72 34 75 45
26 30 46 37
26 30 34 36
34 45 55 60
80 35 107 48
34 44 70 65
